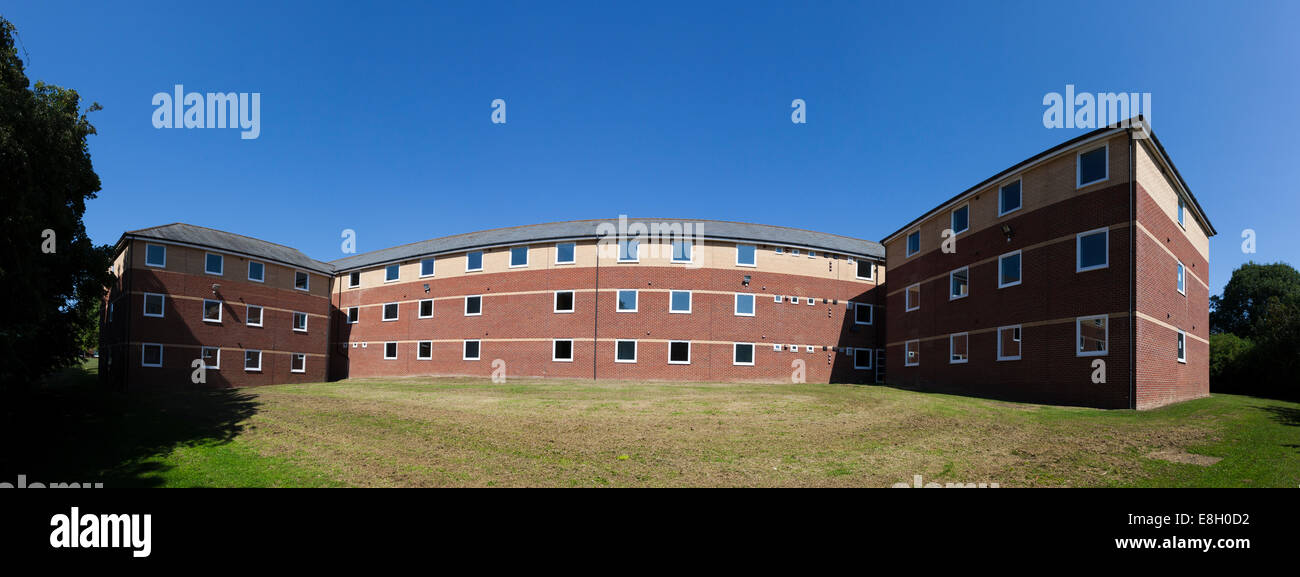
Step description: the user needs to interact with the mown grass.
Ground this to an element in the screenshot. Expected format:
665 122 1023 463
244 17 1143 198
4 363 1297 487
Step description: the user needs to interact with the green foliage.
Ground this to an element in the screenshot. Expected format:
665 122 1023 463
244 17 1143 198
1210 261 1300 337
1208 333 1253 388
0 17 113 390
1210 262 1300 400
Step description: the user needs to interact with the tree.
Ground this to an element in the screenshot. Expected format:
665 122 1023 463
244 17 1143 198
0 17 112 390
1209 262 1300 400
1210 262 1300 337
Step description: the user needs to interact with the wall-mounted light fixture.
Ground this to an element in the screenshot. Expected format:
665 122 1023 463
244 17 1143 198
1001 224 1014 242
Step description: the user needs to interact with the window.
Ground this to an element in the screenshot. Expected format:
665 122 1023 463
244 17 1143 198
854 348 872 370
1177 261 1186 295
904 340 920 366
807 298 815 307
1076 228 1109 272
203 299 223 323
998 251 1022 288
618 239 639 262
949 333 969 364
906 284 920 312
735 293 755 316
417 341 432 360
1177 331 1186 363
615 340 637 363
1177 197 1186 228
465 295 482 316
348 272 360 288
385 264 400 282
668 341 691 364
292 311 308 332
291 353 306 373
244 349 262 371
949 267 969 300
463 340 480 360
736 244 756 267
1076 315 1108 357
143 293 165 317
246 305 263 327
856 260 873 280
791 249 800 256
347 307 358 324
951 205 969 234
773 294 782 303
384 342 398 359
204 253 224 275
201 346 220 369
555 242 576 264
774 246 784 255
141 343 163 367
854 302 873 325
669 290 691 313
145 244 166 267
419 299 434 318
999 178 1022 216
997 326 1022 361
383 302 399 321
553 339 574 362
617 290 638 312
420 258 435 277
554 291 575 313
294 271 310 291
248 261 264 282
1077 143 1108 187
510 246 529 267
671 239 693 263
466 251 484 272
808 251 816 258
789 296 799 305
733 343 755 366
906 231 920 257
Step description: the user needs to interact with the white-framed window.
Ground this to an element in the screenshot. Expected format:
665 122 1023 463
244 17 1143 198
734 293 755 316
616 290 638 312
998 250 1022 288
774 246 784 255
1177 331 1186 363
292 311 308 332
205 253 224 276
144 244 166 268
1076 228 1109 272
772 344 782 351
615 340 637 363
244 349 262 372
773 294 782 303
790 296 799 305
347 306 358 324
466 251 484 272
143 292 165 318
949 267 969 300
949 333 969 364
906 231 920 257
1077 142 1109 188
997 325 1022 361
417 341 432 360
202 299 223 323
555 242 576 264
668 341 691 364
294 271 310 291
141 343 163 367
787 344 798 353
291 353 306 373
246 304 263 327
669 290 691 313
248 261 265 282
465 295 482 316
808 251 817 258
552 339 574 362
853 302 873 325
807 297 816 307
904 340 920 366
348 272 360 288
384 342 398 360
554 291 575 313
951 204 969 235
1076 315 1108 357
853 348 872 370
420 258 436 278
733 343 755 366
618 239 639 263
463 340 481 361
385 264 400 282
791 248 800 256
200 346 220 369
671 239 693 263
419 299 434 318
736 244 757 267
1177 261 1186 295
1177 196 1186 229
999 178 1023 216
856 259 874 280
906 283 920 312
382 302 399 321
510 246 529 268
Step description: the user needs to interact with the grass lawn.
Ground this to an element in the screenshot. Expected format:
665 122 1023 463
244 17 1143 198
4 360 1298 487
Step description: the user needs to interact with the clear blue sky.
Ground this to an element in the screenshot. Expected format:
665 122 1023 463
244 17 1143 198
6 1 1298 296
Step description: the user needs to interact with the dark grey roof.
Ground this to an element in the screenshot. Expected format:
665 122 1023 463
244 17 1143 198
330 218 884 271
120 223 335 274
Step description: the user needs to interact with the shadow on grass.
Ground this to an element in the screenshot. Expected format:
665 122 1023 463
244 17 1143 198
0 362 259 487
1258 405 1300 427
